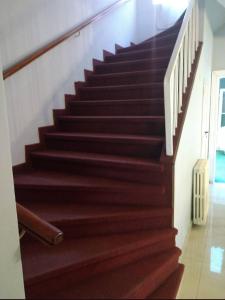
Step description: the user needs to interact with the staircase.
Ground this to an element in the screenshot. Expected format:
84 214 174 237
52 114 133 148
14 20 185 299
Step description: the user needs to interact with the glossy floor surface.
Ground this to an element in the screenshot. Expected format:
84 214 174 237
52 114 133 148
178 183 225 299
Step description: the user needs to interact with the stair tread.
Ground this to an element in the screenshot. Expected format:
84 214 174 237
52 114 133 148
111 45 173 58
20 202 172 224
96 56 170 67
88 68 166 79
141 33 177 45
15 169 165 192
79 82 163 90
69 98 164 105
22 229 177 284
118 33 177 53
55 247 181 299
31 150 163 170
45 132 164 144
148 264 184 299
58 115 165 121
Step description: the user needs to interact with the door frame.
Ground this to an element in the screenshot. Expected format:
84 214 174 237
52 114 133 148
209 70 225 183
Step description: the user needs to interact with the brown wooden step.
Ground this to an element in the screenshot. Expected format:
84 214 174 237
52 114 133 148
105 45 173 63
15 169 167 207
23 231 178 298
20 202 173 237
44 132 164 159
30 150 164 183
146 264 184 299
56 115 165 136
66 97 164 116
148 264 184 299
86 69 166 86
117 33 177 54
47 247 181 299
77 83 164 100
94 57 170 74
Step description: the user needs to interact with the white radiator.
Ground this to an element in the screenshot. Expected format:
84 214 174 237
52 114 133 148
193 159 209 225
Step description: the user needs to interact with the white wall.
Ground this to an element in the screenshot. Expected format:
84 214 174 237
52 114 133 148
0 58 25 299
0 0 187 165
135 0 189 43
174 7 213 249
213 26 225 71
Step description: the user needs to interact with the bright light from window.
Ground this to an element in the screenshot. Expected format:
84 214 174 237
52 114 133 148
153 0 166 3
153 0 189 9
210 247 224 274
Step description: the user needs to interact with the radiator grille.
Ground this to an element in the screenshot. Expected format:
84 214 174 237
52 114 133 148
193 159 209 225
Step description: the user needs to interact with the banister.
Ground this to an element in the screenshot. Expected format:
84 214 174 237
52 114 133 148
17 203 63 246
3 0 130 80
164 0 202 156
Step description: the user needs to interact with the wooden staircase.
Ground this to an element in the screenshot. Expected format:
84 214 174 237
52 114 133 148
14 20 185 299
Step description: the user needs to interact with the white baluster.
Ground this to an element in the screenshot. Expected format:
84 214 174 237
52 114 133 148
195 0 199 50
183 33 188 92
192 6 196 59
188 19 192 74
173 66 178 134
164 75 174 156
179 46 184 112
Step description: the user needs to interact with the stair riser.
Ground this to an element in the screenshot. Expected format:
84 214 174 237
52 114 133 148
16 188 167 207
127 253 180 298
30 157 164 184
149 264 184 299
105 47 173 63
78 86 163 100
68 101 164 116
45 138 163 159
57 119 165 136
94 59 169 74
25 238 176 298
56 216 171 238
141 27 180 45
86 71 165 86
117 37 176 54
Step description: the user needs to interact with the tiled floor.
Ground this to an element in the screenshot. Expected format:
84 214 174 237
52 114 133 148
178 183 225 299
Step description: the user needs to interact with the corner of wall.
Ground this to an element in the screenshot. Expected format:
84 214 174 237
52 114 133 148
0 56 25 299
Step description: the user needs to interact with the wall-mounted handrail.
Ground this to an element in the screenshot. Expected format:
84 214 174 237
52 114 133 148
164 0 202 156
17 203 63 246
3 0 130 80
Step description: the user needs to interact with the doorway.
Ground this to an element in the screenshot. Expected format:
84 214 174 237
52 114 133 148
209 71 225 183
215 88 225 182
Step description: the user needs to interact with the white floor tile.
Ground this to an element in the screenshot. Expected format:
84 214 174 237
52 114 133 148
179 183 225 299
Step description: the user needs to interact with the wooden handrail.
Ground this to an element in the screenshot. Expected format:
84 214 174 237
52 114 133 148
17 203 63 246
3 0 130 80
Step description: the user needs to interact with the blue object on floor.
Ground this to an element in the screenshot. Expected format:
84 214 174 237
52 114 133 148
215 150 225 183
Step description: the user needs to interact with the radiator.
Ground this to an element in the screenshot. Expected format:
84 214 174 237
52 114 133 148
193 159 209 225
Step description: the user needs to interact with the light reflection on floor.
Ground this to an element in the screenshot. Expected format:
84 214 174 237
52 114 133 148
210 247 224 274
178 183 225 299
